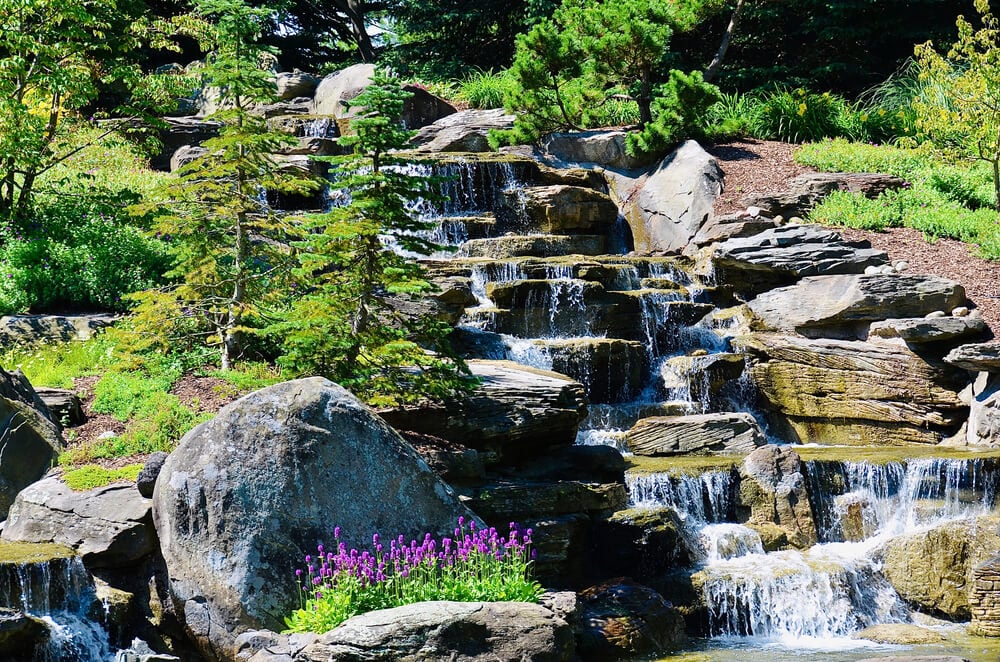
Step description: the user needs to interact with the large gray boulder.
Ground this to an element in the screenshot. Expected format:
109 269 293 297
626 413 766 456
311 63 375 117
747 274 967 339
380 360 588 463
737 333 969 446
0 314 116 346
741 172 906 218
0 369 62 519
711 225 888 296
622 140 723 253
1 477 154 569
294 600 575 662
738 445 817 549
275 71 320 100
152 378 477 661
410 108 515 152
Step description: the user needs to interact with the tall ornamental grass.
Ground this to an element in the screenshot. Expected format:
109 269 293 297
285 518 543 633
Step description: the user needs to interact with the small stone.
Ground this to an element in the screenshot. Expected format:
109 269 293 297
864 265 881 275
98 431 117 439
788 216 803 224
773 215 785 224
136 452 169 499
926 310 948 319
689 349 709 357
746 206 762 217
953 306 971 317
879 264 896 275
894 260 909 272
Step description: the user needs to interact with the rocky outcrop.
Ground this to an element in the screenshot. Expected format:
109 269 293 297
0 314 116 346
170 145 208 172
737 445 817 549
621 140 723 253
152 378 476 661
517 185 620 234
576 579 685 659
691 209 781 246
1 477 155 569
741 172 906 218
532 337 647 403
0 370 62 520
275 71 320 100
747 273 967 339
34 387 83 427
410 108 515 152
626 413 765 456
737 333 969 445
966 373 1000 447
711 226 889 298
970 555 1000 636
0 607 47 659
294 600 575 662
541 131 653 171
945 342 1000 372
400 84 457 130
152 117 222 170
380 360 587 464
878 515 1000 619
659 352 746 406
593 508 690 581
868 316 991 346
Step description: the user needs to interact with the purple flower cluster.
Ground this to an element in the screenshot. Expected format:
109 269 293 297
296 518 535 597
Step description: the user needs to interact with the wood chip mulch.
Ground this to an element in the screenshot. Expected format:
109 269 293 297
709 139 1000 336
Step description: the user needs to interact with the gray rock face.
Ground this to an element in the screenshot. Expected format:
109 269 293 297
311 63 375 117
0 370 62 519
967 373 1000 447
0 607 47 659
747 274 967 339
738 445 817 549
152 378 476 661
1 477 154 568
737 333 969 446
34 387 84 426
275 71 320 100
692 210 780 246
626 140 723 253
296 600 575 662
945 342 1000 372
868 317 991 345
516 185 620 234
381 361 587 463
626 413 766 456
741 172 906 218
410 108 515 152
153 117 222 170
400 84 457 130
0 314 116 346
541 130 653 170
712 225 888 296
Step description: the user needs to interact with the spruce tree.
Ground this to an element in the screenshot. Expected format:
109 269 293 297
271 72 471 406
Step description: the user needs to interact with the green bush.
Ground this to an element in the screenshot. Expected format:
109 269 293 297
752 87 849 143
626 70 722 156
458 69 518 109
0 338 115 388
91 363 182 422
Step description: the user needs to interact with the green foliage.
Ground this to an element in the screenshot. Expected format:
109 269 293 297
914 0 1000 210
799 139 1000 259
91 363 182 421
627 70 722 156
752 87 848 143
0 338 115 389
270 72 472 406
124 0 319 370
458 70 519 109
62 464 143 491
284 522 542 633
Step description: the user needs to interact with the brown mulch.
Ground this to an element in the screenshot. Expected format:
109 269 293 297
709 139 1000 335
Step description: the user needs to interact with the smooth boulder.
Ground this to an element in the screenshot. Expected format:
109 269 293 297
868 316 991 345
152 378 477 661
1 477 154 568
311 63 375 117
542 130 653 170
295 600 575 662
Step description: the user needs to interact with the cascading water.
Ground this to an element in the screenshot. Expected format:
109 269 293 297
0 549 113 661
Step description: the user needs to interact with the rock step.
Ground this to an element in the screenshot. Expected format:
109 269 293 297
527 337 649 403
458 480 627 520
510 184 620 234
868 316 991 346
458 235 609 259
626 412 766 456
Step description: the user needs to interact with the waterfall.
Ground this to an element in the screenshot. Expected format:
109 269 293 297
0 550 113 661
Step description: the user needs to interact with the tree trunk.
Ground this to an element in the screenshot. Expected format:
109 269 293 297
705 0 746 83
638 66 653 127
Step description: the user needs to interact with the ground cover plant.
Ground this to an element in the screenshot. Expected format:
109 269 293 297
797 139 1000 260
285 518 542 633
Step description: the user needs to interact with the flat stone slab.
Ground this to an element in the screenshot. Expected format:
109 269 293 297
868 316 991 344
410 108 515 153
0 314 116 345
458 235 608 259
626 412 765 456
945 341 1000 372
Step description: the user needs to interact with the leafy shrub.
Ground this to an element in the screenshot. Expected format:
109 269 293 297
589 97 642 128
626 69 722 156
62 464 143 491
91 363 182 421
704 91 761 140
285 519 542 633
458 69 518 109
752 87 848 143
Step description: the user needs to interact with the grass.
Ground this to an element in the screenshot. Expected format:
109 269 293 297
62 463 143 491
456 69 517 109
796 138 1000 259
0 338 116 388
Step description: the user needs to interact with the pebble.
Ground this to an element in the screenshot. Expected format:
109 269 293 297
893 260 909 272
880 265 897 275
690 349 709 357
864 265 881 275
98 430 117 439
788 216 804 224
952 306 970 317
773 215 785 224
925 310 947 319
747 206 762 218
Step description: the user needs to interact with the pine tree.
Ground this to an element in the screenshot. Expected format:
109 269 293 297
125 0 317 369
271 72 472 405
